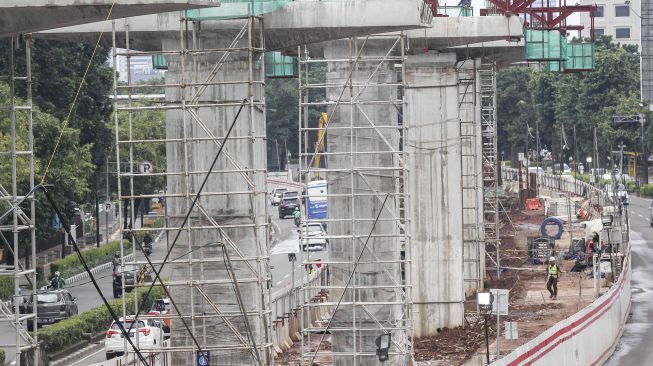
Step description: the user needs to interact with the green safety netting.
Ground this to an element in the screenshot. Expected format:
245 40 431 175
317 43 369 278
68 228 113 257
563 43 595 71
152 54 169 70
546 43 595 73
524 29 568 61
265 52 298 78
186 0 289 20
440 6 473 17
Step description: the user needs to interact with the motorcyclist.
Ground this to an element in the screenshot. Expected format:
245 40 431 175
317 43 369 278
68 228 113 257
50 271 65 289
112 251 121 268
293 206 301 226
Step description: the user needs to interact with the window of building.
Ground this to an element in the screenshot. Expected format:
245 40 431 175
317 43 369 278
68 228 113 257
615 5 630 17
594 28 605 36
615 27 631 39
595 5 605 17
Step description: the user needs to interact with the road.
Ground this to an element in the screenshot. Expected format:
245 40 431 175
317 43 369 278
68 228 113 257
605 195 653 365
75 202 327 364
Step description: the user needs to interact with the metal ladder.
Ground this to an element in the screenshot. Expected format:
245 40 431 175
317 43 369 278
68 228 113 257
458 60 482 292
479 61 501 277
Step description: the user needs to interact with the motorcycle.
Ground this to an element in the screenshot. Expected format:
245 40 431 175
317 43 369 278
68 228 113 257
143 243 153 256
294 216 301 227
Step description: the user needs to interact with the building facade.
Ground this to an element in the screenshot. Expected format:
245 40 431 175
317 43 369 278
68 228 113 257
579 0 641 47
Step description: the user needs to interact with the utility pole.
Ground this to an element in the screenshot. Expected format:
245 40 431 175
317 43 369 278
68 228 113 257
95 195 100 248
106 157 110 247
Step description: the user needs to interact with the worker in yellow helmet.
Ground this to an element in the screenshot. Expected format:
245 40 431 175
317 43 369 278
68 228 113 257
546 256 560 300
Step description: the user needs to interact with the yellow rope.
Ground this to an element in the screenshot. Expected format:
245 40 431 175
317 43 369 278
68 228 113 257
39 0 117 186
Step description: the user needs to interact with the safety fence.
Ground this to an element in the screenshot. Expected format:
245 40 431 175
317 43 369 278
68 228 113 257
502 168 610 205
494 169 631 365
270 267 329 355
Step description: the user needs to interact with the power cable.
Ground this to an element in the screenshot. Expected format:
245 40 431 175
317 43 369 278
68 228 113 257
123 98 249 361
123 231 207 360
309 194 390 365
39 0 117 185
41 185 150 366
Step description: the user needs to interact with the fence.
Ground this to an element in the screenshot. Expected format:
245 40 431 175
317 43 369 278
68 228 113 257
494 169 631 365
503 168 610 205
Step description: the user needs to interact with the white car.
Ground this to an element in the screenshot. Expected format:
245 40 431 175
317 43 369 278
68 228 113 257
299 222 328 251
270 188 288 206
105 317 164 360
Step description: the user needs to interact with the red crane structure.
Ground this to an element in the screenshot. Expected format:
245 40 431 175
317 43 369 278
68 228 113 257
481 0 597 38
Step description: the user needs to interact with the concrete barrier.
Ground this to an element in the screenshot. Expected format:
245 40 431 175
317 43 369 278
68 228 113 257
269 268 327 353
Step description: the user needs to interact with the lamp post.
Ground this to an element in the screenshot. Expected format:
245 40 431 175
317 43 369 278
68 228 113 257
478 292 494 364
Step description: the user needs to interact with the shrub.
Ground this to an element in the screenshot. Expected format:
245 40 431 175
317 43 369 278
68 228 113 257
626 181 637 192
39 286 166 352
0 348 4 365
0 277 14 301
50 240 132 279
640 184 653 198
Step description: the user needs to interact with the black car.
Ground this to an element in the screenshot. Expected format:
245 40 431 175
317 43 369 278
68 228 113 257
113 264 136 298
20 289 78 330
278 196 299 218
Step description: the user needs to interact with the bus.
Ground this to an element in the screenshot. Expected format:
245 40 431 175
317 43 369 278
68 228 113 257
306 180 327 222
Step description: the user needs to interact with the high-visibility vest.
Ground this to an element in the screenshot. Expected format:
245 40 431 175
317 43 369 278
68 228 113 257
548 264 558 278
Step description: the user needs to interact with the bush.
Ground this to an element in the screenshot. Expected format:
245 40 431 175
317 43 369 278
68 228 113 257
0 277 14 301
641 184 653 198
50 240 132 279
39 286 166 353
626 181 637 192
0 348 4 365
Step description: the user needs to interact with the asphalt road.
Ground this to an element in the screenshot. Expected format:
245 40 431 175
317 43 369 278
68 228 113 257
605 195 653 365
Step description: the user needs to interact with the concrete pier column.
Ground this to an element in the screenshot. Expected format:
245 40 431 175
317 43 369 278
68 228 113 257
162 26 269 365
405 53 465 337
323 39 404 366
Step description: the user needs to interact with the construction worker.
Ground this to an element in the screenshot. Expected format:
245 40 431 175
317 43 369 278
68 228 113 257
546 256 559 300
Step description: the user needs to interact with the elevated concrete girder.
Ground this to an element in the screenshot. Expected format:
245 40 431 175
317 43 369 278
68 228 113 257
407 15 523 50
303 15 524 57
448 39 525 65
37 0 431 51
0 0 217 38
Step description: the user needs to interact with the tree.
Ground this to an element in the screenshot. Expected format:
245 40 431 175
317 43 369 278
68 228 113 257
0 39 114 188
497 37 642 171
0 82 94 254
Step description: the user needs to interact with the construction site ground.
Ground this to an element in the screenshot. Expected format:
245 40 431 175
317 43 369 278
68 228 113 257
413 187 613 365
275 188 613 365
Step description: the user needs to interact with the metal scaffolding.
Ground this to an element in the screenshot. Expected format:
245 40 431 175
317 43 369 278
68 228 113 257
0 35 38 366
458 59 483 295
478 61 500 278
298 34 411 365
111 13 271 365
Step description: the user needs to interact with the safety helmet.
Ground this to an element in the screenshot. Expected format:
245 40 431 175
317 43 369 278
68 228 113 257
55 271 61 276
549 256 556 262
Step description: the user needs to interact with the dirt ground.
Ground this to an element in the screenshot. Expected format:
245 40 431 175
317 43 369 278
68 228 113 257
413 191 604 365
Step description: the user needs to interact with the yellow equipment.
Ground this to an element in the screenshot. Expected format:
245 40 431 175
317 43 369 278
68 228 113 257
313 112 327 176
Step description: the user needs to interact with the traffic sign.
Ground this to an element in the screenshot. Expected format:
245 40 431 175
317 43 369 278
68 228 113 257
104 202 112 210
139 161 153 174
197 351 210 366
